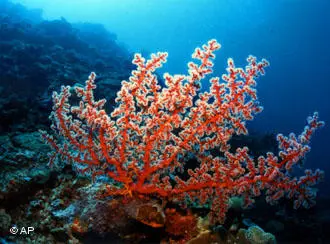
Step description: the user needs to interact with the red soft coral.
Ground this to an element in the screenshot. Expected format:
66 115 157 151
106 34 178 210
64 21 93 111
41 39 324 224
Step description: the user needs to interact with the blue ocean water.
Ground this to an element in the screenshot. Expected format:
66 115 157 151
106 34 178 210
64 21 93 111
1 0 330 243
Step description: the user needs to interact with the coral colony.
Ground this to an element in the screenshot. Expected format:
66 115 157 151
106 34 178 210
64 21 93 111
41 39 324 224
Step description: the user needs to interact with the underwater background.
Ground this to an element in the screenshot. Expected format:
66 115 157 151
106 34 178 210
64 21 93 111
0 0 329 243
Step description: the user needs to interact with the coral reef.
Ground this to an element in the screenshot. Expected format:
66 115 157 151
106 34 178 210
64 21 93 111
0 1 328 243
0 0 133 133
